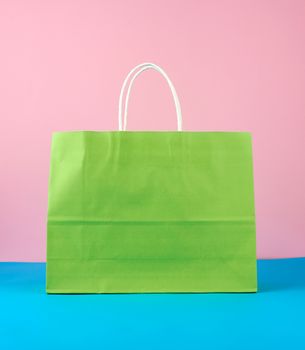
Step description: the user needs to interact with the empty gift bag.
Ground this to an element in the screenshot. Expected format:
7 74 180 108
46 62 257 293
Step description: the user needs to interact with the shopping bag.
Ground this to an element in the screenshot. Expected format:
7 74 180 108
46 62 257 293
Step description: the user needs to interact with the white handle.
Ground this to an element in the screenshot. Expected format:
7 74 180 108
118 63 183 131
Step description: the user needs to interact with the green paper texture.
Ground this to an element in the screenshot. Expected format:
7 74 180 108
46 131 257 293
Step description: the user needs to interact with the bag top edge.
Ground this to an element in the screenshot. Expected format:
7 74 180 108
51 130 253 136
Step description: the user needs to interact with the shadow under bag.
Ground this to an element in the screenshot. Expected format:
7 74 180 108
46 62 257 293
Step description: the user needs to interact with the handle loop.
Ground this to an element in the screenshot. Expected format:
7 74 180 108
118 63 182 131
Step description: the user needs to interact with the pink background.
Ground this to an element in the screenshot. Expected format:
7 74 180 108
1 0 305 261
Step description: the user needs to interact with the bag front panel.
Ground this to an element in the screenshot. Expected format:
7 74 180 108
47 131 257 293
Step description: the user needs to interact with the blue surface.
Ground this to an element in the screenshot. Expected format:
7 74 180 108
1 258 305 349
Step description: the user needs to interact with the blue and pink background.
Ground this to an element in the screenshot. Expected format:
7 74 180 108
1 2 305 349
1 0 305 262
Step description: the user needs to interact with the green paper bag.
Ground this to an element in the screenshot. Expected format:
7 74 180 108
46 63 257 293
